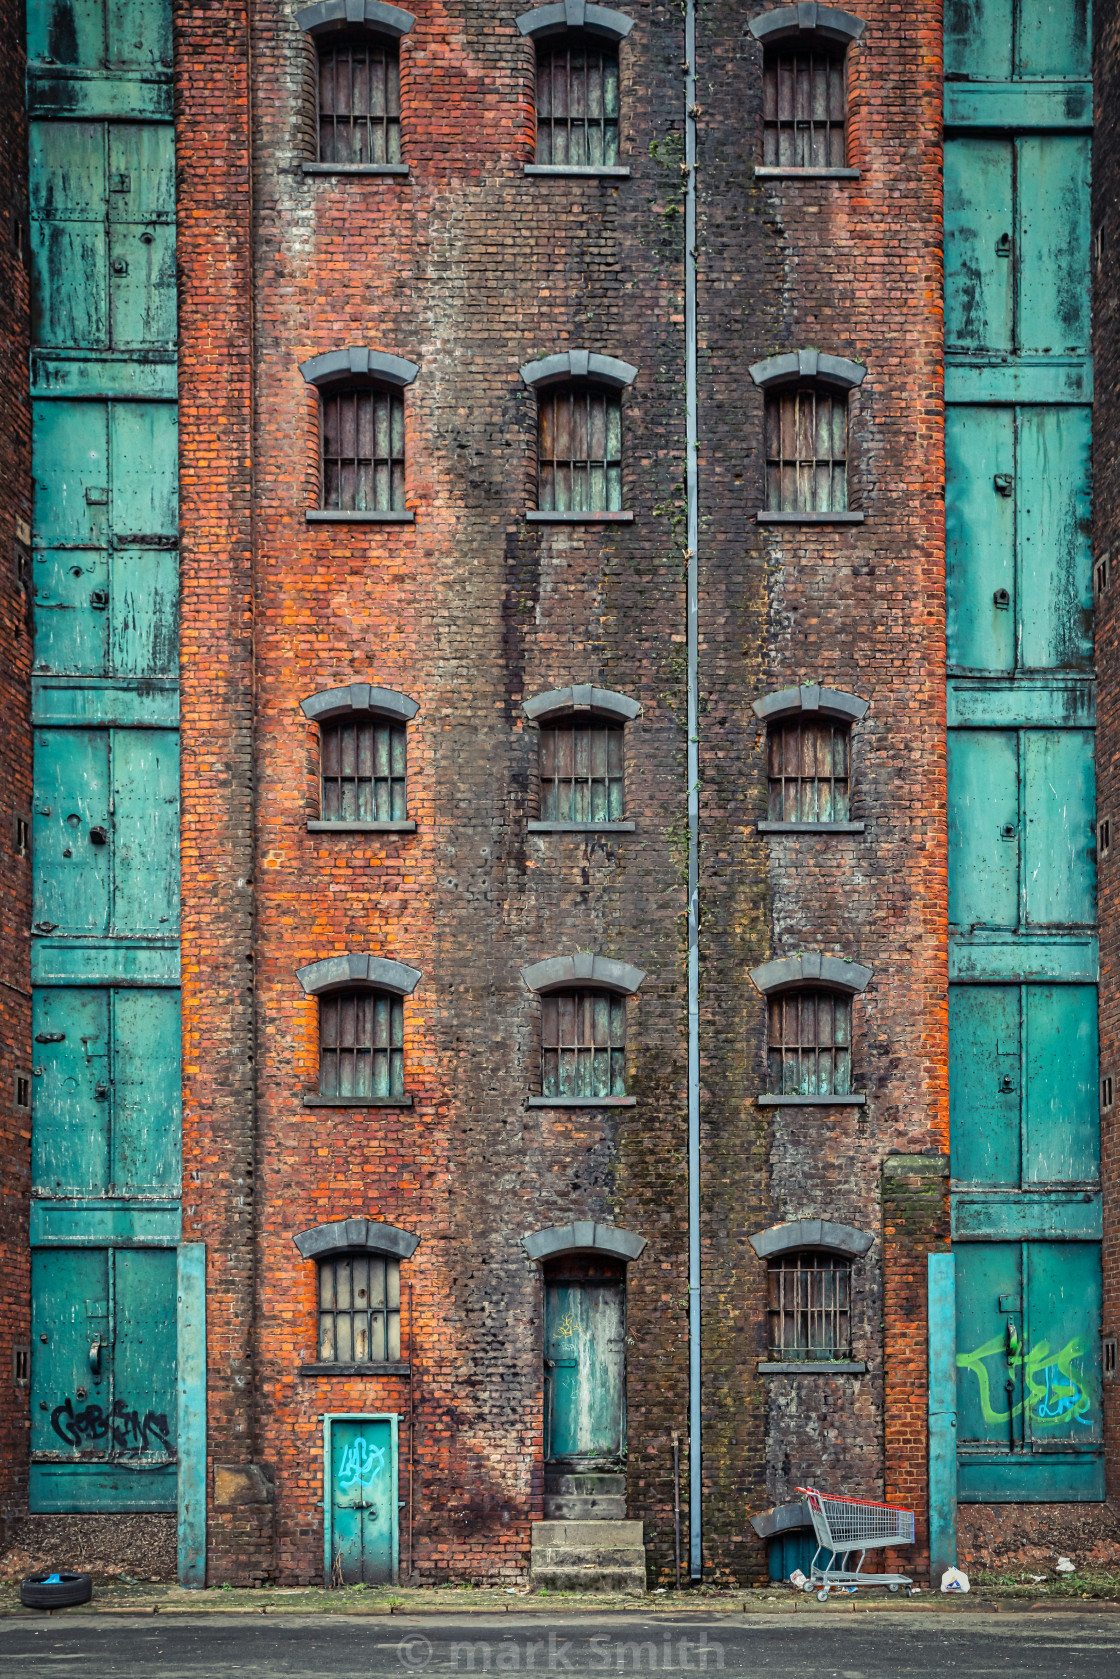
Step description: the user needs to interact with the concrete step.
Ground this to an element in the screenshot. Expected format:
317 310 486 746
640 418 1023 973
543 1494 627 1520
530 1564 647 1593
531 1520 643 1547
544 1472 625 1498
530 1518 646 1594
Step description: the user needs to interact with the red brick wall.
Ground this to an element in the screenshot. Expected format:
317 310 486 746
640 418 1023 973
0 0 32 1537
1094 0 1120 1506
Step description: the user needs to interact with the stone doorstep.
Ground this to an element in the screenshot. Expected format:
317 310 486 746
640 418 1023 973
544 1497 628 1521
544 1474 626 1496
529 1570 648 1594
531 1521 644 1547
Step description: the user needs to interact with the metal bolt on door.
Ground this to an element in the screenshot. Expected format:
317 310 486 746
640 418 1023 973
324 1414 398 1586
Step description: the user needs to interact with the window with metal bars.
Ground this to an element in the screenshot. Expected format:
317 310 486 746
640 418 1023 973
537 381 623 512
762 45 847 169
317 33 401 164
540 718 624 823
536 34 620 166
766 988 851 1097
321 385 405 512
767 1251 852 1360
542 990 626 1099
319 989 405 1100
767 718 850 822
764 384 848 513
321 716 407 822
317 1254 401 1363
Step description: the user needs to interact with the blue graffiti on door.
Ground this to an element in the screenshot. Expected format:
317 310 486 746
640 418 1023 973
337 1435 386 1492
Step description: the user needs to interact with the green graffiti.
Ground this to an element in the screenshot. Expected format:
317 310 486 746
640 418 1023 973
956 1334 1094 1428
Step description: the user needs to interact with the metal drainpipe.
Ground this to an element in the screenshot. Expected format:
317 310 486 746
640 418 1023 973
683 0 702 1585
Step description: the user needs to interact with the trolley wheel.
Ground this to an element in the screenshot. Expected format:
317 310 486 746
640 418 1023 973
816 1589 829 1602
889 1583 900 1593
801 1582 814 1594
906 1586 920 1597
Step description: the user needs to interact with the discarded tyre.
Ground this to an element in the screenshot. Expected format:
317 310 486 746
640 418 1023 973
19 1572 93 1609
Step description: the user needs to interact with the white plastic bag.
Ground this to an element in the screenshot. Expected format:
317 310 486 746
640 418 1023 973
940 1567 971 1593
1055 1557 1076 1574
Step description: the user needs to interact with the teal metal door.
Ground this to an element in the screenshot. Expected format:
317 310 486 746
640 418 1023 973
544 1259 625 1462
31 1246 177 1511
949 984 1098 1189
955 1242 1103 1501
325 1415 398 1586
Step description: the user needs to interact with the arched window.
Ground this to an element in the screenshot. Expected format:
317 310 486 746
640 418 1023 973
317 31 400 164
537 33 619 167
749 7 865 174
749 351 865 521
767 715 849 821
523 686 641 831
542 990 626 1099
301 684 419 830
767 987 850 1097
299 348 420 521
767 1250 852 1359
318 1251 401 1361
320 988 404 1100
520 352 637 519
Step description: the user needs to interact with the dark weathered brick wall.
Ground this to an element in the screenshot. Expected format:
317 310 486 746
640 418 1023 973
696 0 947 1569
0 0 32 1537
1094 0 1120 1505
175 0 269 1582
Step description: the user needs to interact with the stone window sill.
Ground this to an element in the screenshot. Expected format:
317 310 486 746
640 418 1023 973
757 821 866 833
754 167 860 180
524 165 631 178
526 511 634 523
756 510 865 524
302 1095 414 1108
758 1360 867 1374
308 820 417 833
299 1362 411 1377
306 510 415 523
756 1094 866 1106
302 162 410 176
527 821 635 833
527 1096 637 1108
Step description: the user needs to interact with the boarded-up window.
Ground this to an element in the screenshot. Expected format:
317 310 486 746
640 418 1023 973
318 34 401 164
540 718 624 822
318 1254 401 1362
767 1251 852 1359
762 46 846 169
322 385 405 512
321 716 407 821
766 988 851 1096
320 989 405 1100
538 382 622 512
536 35 619 166
542 990 626 1098
765 384 848 513
767 718 850 821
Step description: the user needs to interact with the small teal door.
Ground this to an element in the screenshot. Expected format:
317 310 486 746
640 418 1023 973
955 1242 1103 1501
325 1414 398 1586
544 1255 626 1463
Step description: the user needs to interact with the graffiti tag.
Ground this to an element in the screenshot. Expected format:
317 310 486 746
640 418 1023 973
956 1335 1094 1429
337 1436 385 1493
50 1396 172 1453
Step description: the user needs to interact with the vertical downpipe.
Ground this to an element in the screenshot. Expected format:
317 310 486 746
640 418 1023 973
683 0 702 1584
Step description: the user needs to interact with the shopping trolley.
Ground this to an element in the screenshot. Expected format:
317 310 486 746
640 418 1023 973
794 1486 918 1601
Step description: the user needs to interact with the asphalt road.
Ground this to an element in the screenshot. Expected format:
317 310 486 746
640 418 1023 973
1 1611 1119 1679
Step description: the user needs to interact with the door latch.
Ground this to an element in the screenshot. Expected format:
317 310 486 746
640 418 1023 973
111 258 129 276
89 826 108 845
996 233 1012 257
999 1074 1015 1093
1000 823 1017 840
89 590 109 610
94 1082 110 1100
35 1032 65 1043
993 588 1010 609
89 1335 102 1374
993 474 1013 496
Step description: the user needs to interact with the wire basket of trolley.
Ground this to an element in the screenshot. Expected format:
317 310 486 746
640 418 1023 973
794 1486 918 1600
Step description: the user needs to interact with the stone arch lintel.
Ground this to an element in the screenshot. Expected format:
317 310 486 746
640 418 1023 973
299 347 420 391
300 684 420 725
516 2 633 42
752 685 868 725
293 1217 420 1261
749 1219 874 1260
748 350 865 391
295 0 416 39
748 4 865 49
296 953 422 997
522 1221 647 1261
749 953 873 995
521 953 646 995
519 350 637 390
523 685 641 724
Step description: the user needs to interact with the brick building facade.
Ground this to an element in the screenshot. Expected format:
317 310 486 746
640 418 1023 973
0 0 1114 1591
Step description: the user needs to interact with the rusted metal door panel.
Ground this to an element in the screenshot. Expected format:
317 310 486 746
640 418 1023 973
35 547 177 678
34 549 112 676
32 985 181 1195
945 139 1013 355
28 0 173 70
33 728 179 936
106 125 176 351
956 1241 1102 1500
949 984 1098 1189
1018 406 1092 670
1018 0 1091 76
29 121 108 349
946 406 1016 672
32 400 109 549
947 406 1092 675
31 1248 110 1457
1022 729 1095 926
945 136 1090 357
944 0 1012 78
948 730 1020 928
110 401 178 536
1018 136 1090 356
544 1275 625 1461
945 0 1090 80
